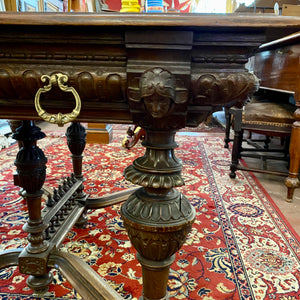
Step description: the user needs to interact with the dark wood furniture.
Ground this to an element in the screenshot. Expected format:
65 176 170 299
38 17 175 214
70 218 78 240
227 93 295 184
252 32 300 202
0 13 300 300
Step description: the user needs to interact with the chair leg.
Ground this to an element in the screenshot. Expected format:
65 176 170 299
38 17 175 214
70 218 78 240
230 130 243 178
229 107 243 179
264 135 271 149
224 107 231 148
285 115 300 202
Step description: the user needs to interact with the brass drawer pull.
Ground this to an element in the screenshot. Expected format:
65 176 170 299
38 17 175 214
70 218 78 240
34 73 81 127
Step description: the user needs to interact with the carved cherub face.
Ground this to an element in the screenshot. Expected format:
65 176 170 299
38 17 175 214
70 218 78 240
143 93 171 119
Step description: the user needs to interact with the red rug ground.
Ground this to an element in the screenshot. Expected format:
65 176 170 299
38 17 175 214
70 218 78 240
0 131 299 300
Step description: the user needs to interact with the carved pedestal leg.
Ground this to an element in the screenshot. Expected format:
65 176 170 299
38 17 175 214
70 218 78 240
13 120 53 293
121 130 196 300
65 122 88 226
123 67 201 299
285 108 300 202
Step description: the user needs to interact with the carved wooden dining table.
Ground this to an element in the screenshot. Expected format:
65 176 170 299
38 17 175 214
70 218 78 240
0 12 300 300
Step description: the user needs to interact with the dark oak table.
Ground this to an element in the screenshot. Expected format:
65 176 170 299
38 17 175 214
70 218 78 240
0 13 300 300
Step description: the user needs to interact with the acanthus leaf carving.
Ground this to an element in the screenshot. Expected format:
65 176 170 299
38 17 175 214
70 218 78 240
192 72 259 106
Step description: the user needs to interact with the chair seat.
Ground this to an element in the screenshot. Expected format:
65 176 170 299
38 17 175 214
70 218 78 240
242 99 296 134
226 91 298 202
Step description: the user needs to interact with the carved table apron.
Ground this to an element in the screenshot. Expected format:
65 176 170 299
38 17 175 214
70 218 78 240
0 13 300 300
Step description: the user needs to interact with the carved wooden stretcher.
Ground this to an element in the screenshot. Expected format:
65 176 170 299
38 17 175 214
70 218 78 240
0 12 300 300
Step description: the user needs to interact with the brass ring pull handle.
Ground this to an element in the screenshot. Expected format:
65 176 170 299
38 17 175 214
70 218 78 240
35 73 81 127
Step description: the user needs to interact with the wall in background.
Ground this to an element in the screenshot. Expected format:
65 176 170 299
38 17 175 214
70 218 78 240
106 0 193 12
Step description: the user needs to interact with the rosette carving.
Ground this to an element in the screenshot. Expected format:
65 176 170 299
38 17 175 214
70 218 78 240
192 72 259 106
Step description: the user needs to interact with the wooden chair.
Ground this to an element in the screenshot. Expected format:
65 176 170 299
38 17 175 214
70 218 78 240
227 93 297 200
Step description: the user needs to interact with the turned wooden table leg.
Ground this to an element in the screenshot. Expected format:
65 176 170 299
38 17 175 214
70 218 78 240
65 122 88 226
13 120 53 293
123 67 197 299
285 108 300 202
121 130 195 300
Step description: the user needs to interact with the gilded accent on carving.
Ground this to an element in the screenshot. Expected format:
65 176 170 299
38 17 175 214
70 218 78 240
192 72 259 105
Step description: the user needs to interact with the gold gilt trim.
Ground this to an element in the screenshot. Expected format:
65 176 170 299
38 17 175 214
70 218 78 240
242 117 293 128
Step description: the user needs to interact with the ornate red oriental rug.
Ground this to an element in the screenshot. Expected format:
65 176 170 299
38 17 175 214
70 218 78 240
0 131 299 300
